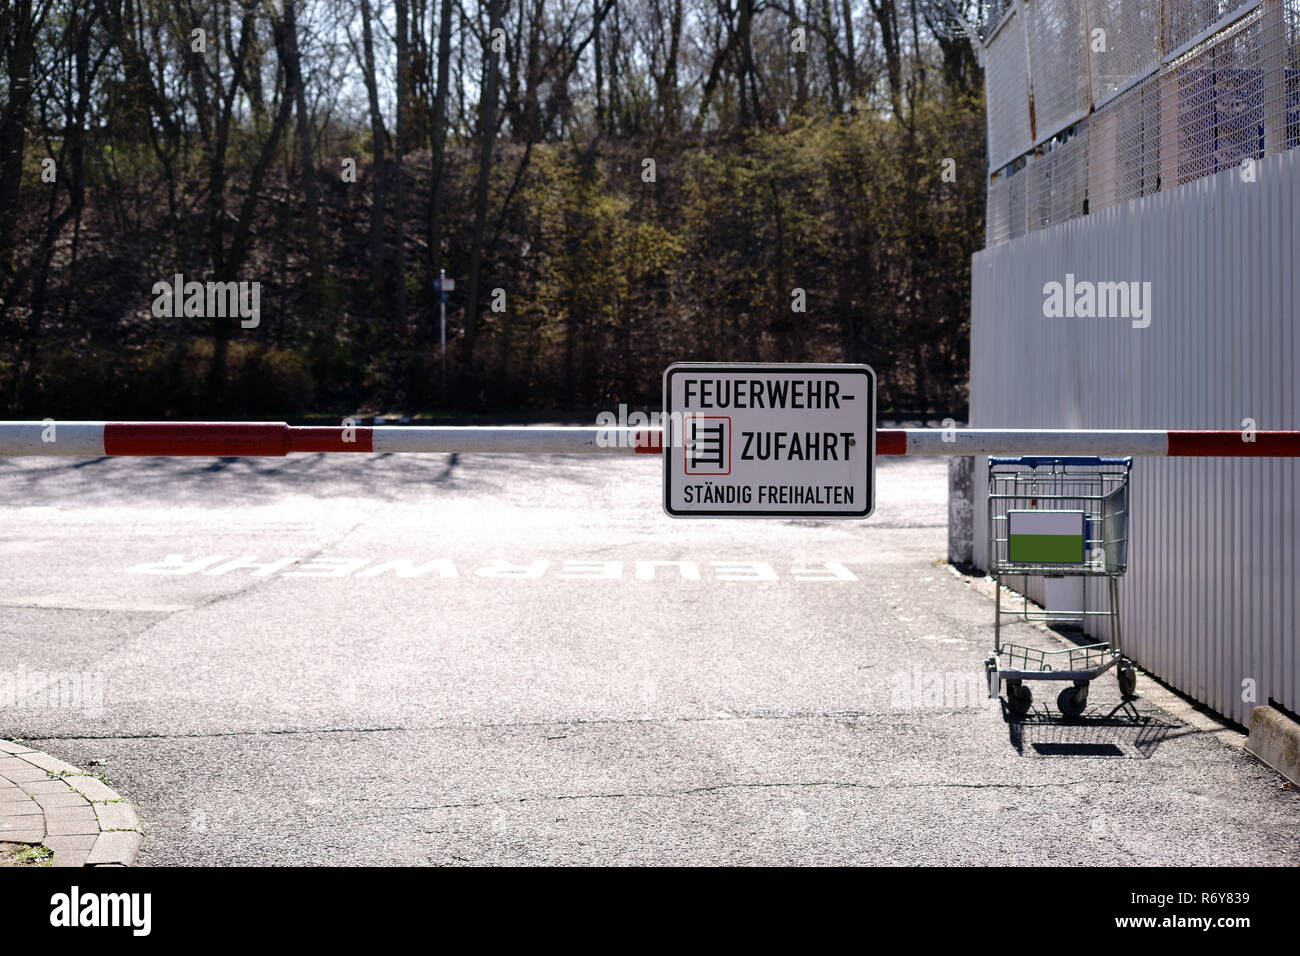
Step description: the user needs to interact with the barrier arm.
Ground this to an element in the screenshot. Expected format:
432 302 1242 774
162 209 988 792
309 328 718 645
1 423 1300 457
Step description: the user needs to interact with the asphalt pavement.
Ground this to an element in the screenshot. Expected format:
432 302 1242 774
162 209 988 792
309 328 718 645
0 448 1296 865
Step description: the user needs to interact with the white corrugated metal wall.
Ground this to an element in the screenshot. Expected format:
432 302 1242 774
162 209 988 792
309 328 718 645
970 147 1298 726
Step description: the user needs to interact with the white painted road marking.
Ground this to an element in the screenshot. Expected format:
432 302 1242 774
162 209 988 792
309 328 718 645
125 555 861 581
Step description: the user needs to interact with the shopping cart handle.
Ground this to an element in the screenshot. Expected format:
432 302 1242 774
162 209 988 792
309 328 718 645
988 456 1133 468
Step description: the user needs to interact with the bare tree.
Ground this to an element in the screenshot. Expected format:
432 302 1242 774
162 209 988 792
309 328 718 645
355 0 389 285
394 0 409 335
462 0 504 365
283 0 323 306
427 0 453 286
0 0 53 277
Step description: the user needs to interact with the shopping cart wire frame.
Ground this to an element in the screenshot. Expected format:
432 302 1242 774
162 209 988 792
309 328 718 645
984 456 1138 717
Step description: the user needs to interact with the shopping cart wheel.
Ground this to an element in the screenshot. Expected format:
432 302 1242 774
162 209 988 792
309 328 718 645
1117 662 1138 697
1057 684 1088 717
1006 680 1032 716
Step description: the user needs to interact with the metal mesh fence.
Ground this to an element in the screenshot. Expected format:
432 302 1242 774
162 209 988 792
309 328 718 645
1170 0 1255 50
986 164 1028 241
1029 125 1090 229
985 0 1300 246
987 13 1035 168
1022 0 1092 136
1088 0 1165 102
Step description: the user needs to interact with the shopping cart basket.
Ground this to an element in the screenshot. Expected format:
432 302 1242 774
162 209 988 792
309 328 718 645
982 456 1137 716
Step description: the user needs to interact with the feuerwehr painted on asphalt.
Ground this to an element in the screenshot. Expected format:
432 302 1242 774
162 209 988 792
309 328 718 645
662 363 876 518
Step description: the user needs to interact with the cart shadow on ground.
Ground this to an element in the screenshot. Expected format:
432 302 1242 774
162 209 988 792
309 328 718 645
1002 698 1179 759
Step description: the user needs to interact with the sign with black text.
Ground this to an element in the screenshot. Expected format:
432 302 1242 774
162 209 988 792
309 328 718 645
662 363 875 518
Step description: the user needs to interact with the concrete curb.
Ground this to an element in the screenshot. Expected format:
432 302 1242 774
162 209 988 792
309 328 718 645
0 740 142 867
1244 706 1300 786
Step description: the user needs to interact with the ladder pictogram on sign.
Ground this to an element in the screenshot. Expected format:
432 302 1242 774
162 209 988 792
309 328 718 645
685 417 731 475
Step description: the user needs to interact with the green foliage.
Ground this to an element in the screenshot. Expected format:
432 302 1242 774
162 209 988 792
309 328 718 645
11 340 313 419
0 2 985 417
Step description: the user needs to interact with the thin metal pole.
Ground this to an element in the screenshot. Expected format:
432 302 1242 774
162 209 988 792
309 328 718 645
439 268 447 405
995 575 1002 653
1110 576 1122 656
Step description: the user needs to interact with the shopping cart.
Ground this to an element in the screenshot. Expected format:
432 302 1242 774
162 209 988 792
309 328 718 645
982 457 1136 717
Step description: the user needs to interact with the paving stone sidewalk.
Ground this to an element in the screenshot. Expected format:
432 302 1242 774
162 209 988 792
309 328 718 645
0 740 142 867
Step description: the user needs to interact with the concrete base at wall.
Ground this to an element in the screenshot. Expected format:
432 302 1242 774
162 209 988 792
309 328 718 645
1244 706 1300 786
948 456 975 565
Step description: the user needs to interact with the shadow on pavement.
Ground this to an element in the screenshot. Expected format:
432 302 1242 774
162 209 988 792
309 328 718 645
0 448 495 506
1003 700 1178 759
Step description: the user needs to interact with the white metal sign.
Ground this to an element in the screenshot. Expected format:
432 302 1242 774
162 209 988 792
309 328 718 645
662 362 875 518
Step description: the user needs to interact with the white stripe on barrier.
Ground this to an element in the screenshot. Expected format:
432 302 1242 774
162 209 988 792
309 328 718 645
0 423 107 456
902 429 1170 456
371 427 631 455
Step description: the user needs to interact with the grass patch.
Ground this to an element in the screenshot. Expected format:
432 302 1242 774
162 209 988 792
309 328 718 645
0 843 54 867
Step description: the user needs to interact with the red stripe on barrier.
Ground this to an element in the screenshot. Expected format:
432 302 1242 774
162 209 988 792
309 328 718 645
633 429 662 454
1167 430 1300 457
287 426 374 453
876 429 907 455
104 423 289 457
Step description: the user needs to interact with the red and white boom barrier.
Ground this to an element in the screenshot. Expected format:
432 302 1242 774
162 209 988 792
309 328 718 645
1 422 1299 458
